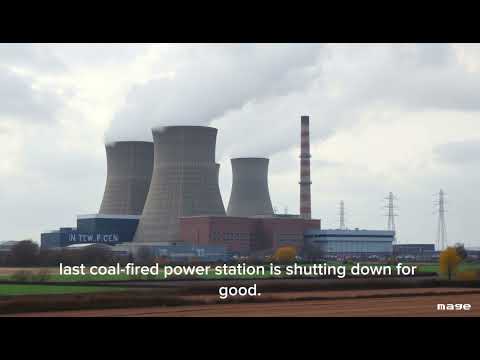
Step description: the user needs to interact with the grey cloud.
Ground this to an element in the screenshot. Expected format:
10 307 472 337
106 44 325 142
389 43 455 68
0 168 103 241
213 79 363 160
312 159 343 168
0 123 106 241
0 43 67 73
0 66 62 123
345 44 480 112
49 44 147 67
434 139 480 165
213 44 475 163
414 43 456 67
24 143 104 181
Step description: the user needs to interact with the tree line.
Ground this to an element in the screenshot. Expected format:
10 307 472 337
0 240 132 267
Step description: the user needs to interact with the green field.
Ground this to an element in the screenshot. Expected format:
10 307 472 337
0 284 127 296
1 262 480 282
0 273 162 282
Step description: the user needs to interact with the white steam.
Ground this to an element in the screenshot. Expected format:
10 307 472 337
105 44 325 143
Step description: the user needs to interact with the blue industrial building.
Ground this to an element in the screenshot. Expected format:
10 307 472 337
41 214 140 248
393 243 436 260
41 214 230 261
114 243 230 262
304 229 395 258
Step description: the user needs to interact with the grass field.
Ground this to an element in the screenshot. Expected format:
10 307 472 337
0 284 128 296
418 262 480 273
0 273 163 282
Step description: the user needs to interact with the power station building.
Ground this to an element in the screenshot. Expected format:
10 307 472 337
41 214 140 248
41 116 398 260
133 126 226 244
393 243 436 259
42 141 152 250
304 229 395 258
180 215 320 257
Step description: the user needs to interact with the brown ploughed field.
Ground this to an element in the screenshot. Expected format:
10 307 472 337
8 288 480 317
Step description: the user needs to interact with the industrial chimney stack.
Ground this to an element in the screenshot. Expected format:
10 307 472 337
299 115 312 219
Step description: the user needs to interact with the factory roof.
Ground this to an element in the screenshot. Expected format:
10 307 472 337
306 229 395 236
77 214 141 220
0 241 20 250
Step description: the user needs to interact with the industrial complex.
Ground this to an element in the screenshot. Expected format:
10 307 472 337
40 115 403 261
305 229 395 258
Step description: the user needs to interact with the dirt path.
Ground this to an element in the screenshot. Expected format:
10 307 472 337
8 288 480 317
183 287 480 302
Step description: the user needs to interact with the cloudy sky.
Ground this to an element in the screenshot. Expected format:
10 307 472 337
1 43 479 247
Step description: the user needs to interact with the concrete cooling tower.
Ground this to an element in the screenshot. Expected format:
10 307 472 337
99 141 154 215
227 157 274 217
134 126 225 243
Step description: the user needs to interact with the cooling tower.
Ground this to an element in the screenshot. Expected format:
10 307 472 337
99 141 154 215
227 157 274 217
134 126 225 243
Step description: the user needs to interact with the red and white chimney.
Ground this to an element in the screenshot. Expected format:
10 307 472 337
299 115 312 219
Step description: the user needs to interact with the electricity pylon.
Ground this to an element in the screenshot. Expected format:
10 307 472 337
384 192 398 243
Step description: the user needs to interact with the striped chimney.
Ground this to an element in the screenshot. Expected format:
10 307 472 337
299 115 311 219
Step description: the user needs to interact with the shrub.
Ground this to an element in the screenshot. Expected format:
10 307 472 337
31 268 51 282
386 257 399 265
11 270 33 282
439 247 462 280
456 270 479 281
146 271 158 280
273 246 297 264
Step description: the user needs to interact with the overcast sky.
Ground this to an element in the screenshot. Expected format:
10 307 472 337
1 43 479 248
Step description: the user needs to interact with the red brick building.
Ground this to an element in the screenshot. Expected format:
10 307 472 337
179 215 320 256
